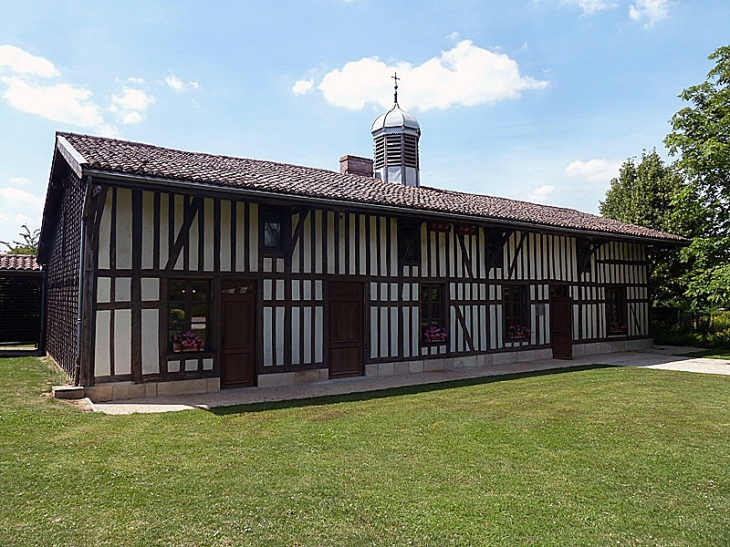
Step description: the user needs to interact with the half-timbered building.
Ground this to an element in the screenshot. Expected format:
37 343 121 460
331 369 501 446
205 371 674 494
38 100 685 401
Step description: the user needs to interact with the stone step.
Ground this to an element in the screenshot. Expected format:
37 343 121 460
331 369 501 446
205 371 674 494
52 385 85 400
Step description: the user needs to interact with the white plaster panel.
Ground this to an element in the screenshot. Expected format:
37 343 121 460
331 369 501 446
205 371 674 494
159 194 169 269
326 212 335 275
235 202 246 272
115 278 131 302
292 280 300 301
303 213 311 274
303 280 311 300
315 210 323 274
168 360 180 373
203 358 213 371
276 279 285 301
114 309 132 375
263 279 272 301
303 306 312 363
338 214 346 275
349 214 356 275
403 308 410 358
314 306 323 363
370 307 379 359
141 191 155 270
315 280 322 301
141 278 160 302
188 212 199 271
358 215 367 276
141 309 159 375
173 194 184 270
292 307 300 365
263 307 273 365
204 198 214 271
249 203 258 271
97 277 111 304
379 307 388 356
185 359 197 371
220 200 232 272
94 310 111 377
276 307 285 365
98 198 112 270
115 188 133 270
390 306 399 357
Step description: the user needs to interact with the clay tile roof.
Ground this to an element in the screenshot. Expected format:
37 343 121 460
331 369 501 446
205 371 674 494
57 132 686 244
0 254 41 271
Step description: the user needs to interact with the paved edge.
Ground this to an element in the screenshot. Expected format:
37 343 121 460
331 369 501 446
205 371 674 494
92 350 728 415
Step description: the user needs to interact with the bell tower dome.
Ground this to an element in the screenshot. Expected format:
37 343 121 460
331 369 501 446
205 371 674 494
370 73 421 187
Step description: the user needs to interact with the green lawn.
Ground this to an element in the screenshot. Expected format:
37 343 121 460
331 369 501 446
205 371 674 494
688 349 730 360
1 357 729 546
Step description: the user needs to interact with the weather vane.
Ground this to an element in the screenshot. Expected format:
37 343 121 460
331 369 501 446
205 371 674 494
392 72 400 104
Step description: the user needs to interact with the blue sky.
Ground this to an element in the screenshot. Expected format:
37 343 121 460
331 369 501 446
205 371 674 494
0 0 727 245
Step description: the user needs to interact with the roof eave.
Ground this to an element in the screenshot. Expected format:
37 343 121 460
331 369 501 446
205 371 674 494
83 168 687 246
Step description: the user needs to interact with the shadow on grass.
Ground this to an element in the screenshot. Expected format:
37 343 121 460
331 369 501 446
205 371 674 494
208 364 612 416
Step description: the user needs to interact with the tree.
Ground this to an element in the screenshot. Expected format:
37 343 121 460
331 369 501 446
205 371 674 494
0 224 40 255
600 150 701 307
665 45 730 309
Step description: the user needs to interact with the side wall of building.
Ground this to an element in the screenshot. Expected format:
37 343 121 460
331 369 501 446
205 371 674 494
45 173 85 377
88 185 650 390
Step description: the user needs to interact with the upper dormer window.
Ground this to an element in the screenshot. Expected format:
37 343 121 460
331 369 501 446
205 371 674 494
398 219 421 266
261 206 289 256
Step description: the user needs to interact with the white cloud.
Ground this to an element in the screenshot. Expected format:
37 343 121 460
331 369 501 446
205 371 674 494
629 0 672 27
529 185 555 203
0 44 59 78
128 76 145 84
110 86 156 124
561 0 618 13
565 158 622 182
9 177 31 186
292 79 314 95
0 186 44 207
164 74 200 93
0 45 118 135
309 40 548 112
1 76 109 128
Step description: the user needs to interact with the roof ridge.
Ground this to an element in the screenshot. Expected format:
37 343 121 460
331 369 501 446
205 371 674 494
56 133 686 243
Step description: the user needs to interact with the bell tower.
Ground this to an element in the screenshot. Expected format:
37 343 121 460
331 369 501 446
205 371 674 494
370 73 421 187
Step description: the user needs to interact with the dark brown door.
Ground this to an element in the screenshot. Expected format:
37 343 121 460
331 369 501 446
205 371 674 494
220 281 256 388
550 287 573 360
328 282 364 378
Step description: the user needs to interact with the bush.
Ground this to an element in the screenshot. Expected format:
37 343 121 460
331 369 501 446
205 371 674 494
711 310 730 331
651 309 730 349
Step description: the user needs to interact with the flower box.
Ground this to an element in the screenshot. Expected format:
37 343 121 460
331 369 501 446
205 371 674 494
172 331 203 352
423 327 448 343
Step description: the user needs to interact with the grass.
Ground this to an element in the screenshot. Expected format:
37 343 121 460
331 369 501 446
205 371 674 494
687 349 730 360
1 358 730 546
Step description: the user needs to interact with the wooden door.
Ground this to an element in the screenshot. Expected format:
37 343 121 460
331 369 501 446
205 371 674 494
220 281 256 388
328 282 364 378
550 287 573 360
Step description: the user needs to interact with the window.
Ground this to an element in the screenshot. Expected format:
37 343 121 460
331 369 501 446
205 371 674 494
606 286 628 335
398 219 421 266
420 284 447 343
485 229 508 270
168 280 209 352
261 207 289 256
503 285 530 341
577 239 592 275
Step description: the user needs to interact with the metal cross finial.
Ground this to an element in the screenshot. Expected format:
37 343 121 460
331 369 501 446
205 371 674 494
392 72 400 103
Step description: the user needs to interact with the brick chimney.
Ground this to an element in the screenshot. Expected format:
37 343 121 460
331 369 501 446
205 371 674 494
339 155 373 177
